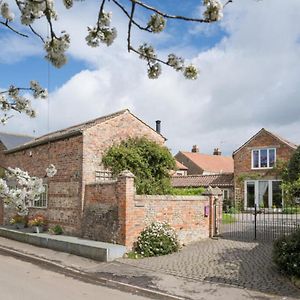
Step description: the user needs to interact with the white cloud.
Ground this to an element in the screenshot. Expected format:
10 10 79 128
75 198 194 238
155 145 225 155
2 0 300 156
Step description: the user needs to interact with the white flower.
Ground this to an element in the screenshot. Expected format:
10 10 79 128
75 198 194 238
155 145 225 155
147 14 166 33
85 12 117 47
45 33 70 68
203 0 223 22
0 2 14 21
167 54 185 71
147 63 162 79
138 43 156 63
46 164 57 177
30 81 48 99
183 65 198 80
63 0 73 9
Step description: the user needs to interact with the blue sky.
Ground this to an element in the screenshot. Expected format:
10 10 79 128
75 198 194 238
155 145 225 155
1 0 300 155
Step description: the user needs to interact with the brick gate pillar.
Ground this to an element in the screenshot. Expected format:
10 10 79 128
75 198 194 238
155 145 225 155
116 170 135 248
203 187 223 238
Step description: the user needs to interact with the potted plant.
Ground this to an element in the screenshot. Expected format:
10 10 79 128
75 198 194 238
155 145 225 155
28 215 47 233
10 214 26 229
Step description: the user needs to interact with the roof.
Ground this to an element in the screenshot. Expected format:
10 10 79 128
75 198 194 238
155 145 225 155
0 132 34 150
176 160 188 170
5 109 166 154
233 128 298 156
172 173 234 188
177 151 234 173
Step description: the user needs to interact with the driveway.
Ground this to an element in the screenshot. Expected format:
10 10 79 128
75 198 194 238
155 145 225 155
119 238 300 298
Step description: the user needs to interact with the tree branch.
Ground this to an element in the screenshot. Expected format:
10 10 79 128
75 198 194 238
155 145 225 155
127 1 136 52
0 21 28 38
129 0 210 23
112 0 151 32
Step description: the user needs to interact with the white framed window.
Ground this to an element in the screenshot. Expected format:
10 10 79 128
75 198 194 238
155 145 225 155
244 180 282 209
32 184 48 208
251 148 276 169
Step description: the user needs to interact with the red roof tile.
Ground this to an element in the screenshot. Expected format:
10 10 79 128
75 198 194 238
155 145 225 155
180 152 234 173
172 173 234 188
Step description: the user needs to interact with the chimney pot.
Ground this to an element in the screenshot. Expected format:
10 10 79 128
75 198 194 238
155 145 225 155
155 120 161 134
213 148 222 155
191 145 199 153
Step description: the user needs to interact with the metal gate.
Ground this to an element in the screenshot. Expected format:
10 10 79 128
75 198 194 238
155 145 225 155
215 203 300 241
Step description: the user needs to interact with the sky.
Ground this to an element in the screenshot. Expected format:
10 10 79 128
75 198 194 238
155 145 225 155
0 0 300 156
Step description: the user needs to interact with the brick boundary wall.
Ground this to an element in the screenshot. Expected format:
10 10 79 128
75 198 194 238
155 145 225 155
82 171 223 249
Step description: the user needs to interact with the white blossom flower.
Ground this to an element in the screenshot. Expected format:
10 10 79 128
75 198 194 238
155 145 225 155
63 0 73 9
30 81 48 99
138 43 156 63
147 63 161 79
203 0 223 22
183 65 198 80
147 14 166 33
0 2 14 21
86 12 117 47
46 164 57 177
167 54 185 71
44 33 70 68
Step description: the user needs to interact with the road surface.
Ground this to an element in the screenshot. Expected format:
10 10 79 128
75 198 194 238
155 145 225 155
0 254 151 300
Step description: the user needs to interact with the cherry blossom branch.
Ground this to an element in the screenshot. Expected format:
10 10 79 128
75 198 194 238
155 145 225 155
0 20 28 37
128 0 210 23
112 0 151 32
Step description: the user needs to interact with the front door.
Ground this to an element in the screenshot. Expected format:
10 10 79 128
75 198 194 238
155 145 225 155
245 180 282 209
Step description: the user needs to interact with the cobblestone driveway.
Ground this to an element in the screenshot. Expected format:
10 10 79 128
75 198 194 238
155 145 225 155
120 238 300 298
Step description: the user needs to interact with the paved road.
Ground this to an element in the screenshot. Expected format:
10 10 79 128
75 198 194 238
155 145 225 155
0 254 150 300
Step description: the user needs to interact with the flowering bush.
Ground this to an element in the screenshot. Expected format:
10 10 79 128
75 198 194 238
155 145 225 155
273 229 300 277
48 224 63 235
10 214 26 225
135 222 180 257
28 215 47 227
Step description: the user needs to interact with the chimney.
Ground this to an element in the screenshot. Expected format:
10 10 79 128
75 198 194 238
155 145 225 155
213 148 222 155
191 145 199 153
155 120 161 134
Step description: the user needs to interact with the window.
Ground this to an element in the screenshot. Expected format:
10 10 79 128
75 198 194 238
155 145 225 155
223 189 230 200
245 180 282 209
251 148 276 169
32 184 48 208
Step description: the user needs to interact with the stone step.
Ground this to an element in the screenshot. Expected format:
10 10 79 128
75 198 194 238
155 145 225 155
0 226 126 262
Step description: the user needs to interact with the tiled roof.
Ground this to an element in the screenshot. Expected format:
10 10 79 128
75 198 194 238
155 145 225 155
172 173 234 188
175 160 188 170
233 128 298 155
179 152 234 173
5 109 165 153
0 132 34 150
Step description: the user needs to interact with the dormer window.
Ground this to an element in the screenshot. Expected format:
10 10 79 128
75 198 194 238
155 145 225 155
252 148 276 169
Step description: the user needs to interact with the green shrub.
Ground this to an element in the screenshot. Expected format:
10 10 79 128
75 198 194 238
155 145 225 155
102 138 176 195
170 187 205 196
135 222 179 257
49 224 63 235
273 229 300 277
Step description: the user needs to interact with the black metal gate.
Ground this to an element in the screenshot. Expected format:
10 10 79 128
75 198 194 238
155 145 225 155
216 203 300 241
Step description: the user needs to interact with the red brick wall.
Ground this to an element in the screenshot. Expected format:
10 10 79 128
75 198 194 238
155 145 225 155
2 135 84 234
234 130 296 204
82 173 212 249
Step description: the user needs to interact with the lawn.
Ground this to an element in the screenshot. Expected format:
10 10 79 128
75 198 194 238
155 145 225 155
222 213 237 224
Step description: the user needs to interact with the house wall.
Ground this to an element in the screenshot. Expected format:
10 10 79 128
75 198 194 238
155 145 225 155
2 135 84 234
234 130 296 206
81 111 165 206
82 172 216 249
175 152 203 175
